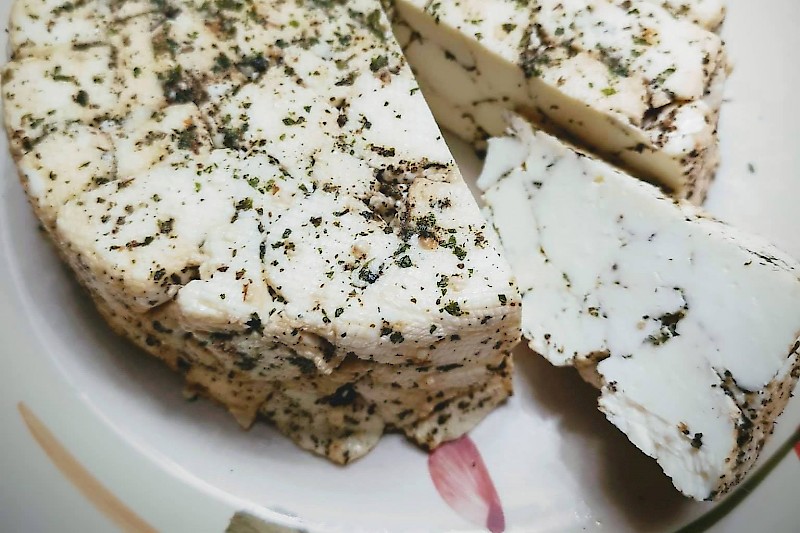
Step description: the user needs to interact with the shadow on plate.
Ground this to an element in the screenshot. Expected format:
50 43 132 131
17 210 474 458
515 346 700 530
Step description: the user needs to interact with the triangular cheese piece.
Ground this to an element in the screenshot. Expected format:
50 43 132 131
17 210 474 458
479 116 800 500
390 0 729 202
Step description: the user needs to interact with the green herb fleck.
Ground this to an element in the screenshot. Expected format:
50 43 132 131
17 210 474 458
442 301 463 316
370 55 389 72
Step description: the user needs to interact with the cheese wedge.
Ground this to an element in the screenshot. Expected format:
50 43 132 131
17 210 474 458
478 117 800 500
390 0 729 202
3 0 521 463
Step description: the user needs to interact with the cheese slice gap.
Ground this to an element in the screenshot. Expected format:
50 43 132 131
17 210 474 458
478 116 800 500
2 0 521 463
389 0 730 203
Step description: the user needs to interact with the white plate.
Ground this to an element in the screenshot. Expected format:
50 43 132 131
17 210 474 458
1 1 799 531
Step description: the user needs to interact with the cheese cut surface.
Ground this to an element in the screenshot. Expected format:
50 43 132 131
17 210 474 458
478 117 800 500
3 0 521 463
390 0 729 202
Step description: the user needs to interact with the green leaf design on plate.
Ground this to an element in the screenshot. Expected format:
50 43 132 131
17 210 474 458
676 426 800 533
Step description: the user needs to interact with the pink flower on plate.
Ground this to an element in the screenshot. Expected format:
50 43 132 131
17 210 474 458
428 435 505 533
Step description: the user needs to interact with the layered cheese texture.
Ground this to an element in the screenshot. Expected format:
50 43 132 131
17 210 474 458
390 0 729 202
478 117 800 500
3 0 521 463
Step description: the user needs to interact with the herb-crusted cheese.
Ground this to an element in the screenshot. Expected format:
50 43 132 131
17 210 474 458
478 117 800 500
390 0 729 202
639 0 726 30
3 0 521 463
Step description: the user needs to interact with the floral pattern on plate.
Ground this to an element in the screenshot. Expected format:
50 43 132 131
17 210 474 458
428 436 505 533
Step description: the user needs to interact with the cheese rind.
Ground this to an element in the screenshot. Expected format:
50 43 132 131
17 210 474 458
3 0 521 463
479 117 800 500
391 0 729 202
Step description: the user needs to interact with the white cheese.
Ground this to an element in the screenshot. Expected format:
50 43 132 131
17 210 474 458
636 0 726 30
478 117 800 500
3 0 521 463
391 0 729 202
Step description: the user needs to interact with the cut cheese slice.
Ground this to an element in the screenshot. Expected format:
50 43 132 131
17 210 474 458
478 116 800 500
390 0 729 202
3 0 521 463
